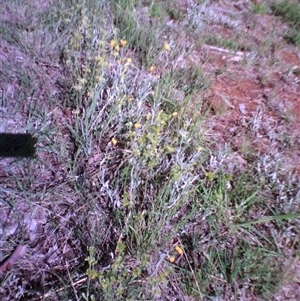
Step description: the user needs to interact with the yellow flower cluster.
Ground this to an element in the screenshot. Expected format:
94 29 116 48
168 245 184 263
110 38 128 52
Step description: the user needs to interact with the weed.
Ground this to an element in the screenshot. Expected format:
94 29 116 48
111 0 162 65
285 28 300 46
202 34 247 51
271 0 300 46
271 0 300 28
252 3 268 14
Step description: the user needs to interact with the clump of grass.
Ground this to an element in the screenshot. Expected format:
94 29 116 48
271 0 300 46
271 0 300 27
111 0 162 65
164 0 185 21
202 34 247 51
149 2 167 19
252 3 268 14
285 28 300 46
62 3 288 297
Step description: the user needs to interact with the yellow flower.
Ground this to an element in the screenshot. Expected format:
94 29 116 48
95 75 104 82
165 145 175 153
175 245 183 255
172 112 178 117
149 65 155 72
114 44 120 52
205 171 215 181
163 43 170 51
134 123 142 129
110 39 116 47
126 58 132 64
196 146 203 152
73 84 83 91
120 39 127 47
111 138 118 145
169 256 176 263
95 56 104 64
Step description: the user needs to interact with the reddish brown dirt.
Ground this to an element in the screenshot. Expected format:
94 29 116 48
186 15 300 178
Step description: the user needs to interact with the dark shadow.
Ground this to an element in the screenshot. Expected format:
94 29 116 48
0 133 37 158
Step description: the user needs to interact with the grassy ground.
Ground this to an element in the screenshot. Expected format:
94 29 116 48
0 0 300 300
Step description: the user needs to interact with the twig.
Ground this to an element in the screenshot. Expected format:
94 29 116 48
0 245 28 273
203 44 244 57
38 277 87 300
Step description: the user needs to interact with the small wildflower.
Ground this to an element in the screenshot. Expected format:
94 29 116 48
166 145 175 153
78 77 87 85
114 44 120 52
169 256 176 263
149 65 155 72
172 112 178 117
85 67 91 75
134 123 142 129
196 146 203 152
126 58 132 64
72 109 80 115
110 39 116 47
205 171 215 181
86 268 98 280
120 39 127 47
111 138 118 145
163 43 170 51
73 84 83 91
95 56 104 64
175 245 183 255
95 75 104 83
